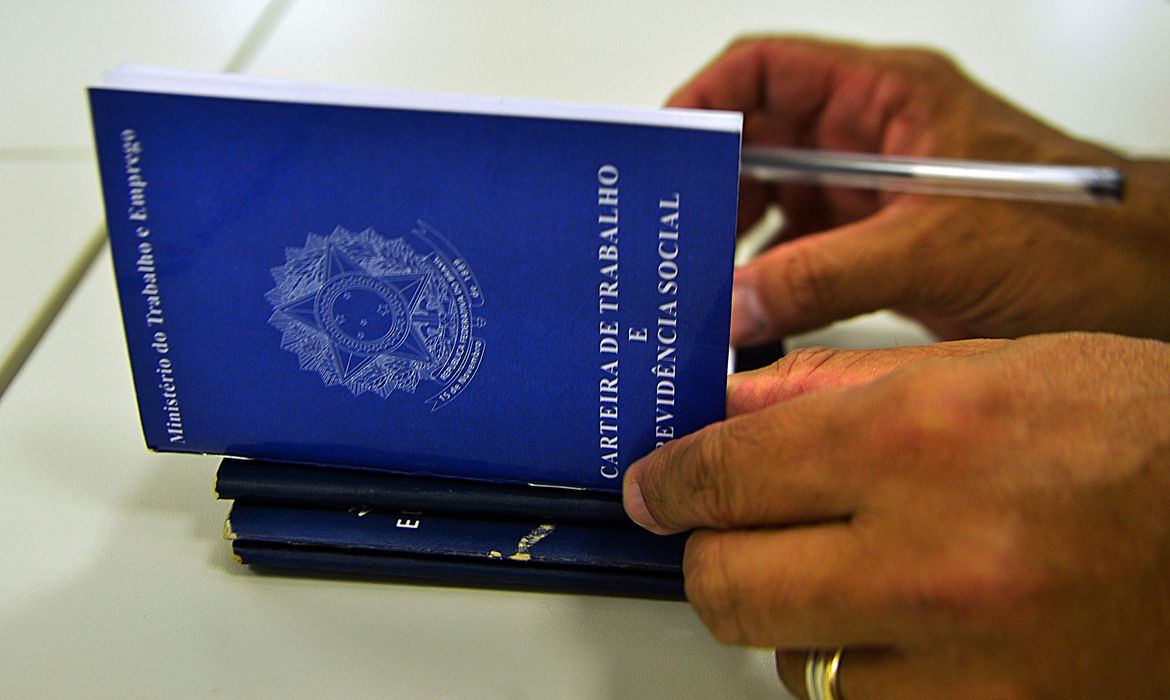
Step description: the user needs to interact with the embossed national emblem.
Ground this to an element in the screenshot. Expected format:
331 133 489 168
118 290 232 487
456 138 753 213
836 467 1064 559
266 223 485 410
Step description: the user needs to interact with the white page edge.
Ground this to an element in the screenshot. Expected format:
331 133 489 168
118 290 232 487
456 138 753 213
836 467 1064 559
100 65 743 133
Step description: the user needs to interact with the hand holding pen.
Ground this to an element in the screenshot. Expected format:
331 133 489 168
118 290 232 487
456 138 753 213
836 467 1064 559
670 36 1170 343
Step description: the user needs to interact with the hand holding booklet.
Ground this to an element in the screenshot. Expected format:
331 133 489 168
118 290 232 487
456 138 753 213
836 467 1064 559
89 67 742 597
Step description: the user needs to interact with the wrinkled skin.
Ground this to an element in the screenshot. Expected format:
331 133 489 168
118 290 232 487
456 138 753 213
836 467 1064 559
626 335 1170 699
623 37 1170 699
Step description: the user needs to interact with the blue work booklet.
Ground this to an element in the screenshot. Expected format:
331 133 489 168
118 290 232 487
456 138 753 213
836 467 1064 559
90 67 741 493
214 457 691 598
216 457 688 599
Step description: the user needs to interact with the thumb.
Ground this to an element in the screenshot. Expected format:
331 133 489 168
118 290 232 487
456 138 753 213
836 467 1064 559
727 340 1004 416
731 201 947 345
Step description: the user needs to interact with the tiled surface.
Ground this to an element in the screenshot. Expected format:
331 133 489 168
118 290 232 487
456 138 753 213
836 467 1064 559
0 2 271 149
0 162 102 351
3 1 1170 697
251 0 1170 154
0 1 272 381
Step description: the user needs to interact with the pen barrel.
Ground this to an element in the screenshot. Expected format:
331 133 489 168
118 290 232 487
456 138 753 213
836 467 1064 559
741 147 1124 206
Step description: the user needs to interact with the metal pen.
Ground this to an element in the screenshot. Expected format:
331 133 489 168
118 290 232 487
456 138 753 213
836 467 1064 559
741 146 1124 206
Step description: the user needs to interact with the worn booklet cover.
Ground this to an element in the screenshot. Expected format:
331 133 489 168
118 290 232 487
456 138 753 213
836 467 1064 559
214 457 630 524
225 503 686 574
217 458 686 599
231 542 686 600
89 67 740 491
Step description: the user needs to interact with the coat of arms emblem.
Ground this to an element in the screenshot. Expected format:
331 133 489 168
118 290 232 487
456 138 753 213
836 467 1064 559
266 222 485 410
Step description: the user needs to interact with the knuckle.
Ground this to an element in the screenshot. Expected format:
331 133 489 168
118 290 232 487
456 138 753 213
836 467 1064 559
879 369 1001 456
948 567 1048 637
894 390 964 442
633 448 686 531
687 424 747 529
991 685 1045 700
887 46 960 78
726 33 762 52
909 532 1052 639
683 533 754 644
910 48 959 75
776 344 838 374
772 345 840 387
777 244 835 322
639 419 758 532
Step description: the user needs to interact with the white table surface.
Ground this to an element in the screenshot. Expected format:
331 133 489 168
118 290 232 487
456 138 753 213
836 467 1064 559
3 2 1169 698
0 0 272 385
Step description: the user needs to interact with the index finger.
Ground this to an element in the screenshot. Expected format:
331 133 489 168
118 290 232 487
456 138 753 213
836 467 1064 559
728 340 1003 416
668 36 837 116
623 382 873 535
667 36 934 155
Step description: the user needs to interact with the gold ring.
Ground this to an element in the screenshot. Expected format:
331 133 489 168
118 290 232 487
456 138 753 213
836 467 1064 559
804 647 844 700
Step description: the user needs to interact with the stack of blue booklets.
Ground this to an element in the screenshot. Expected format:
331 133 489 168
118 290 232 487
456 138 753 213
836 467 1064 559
217 458 689 598
89 66 741 598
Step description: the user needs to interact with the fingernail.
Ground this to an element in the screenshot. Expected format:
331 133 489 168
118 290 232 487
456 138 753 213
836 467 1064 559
623 477 663 534
730 282 769 346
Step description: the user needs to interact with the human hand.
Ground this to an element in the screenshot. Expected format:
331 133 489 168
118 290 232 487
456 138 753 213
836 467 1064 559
623 333 1170 698
668 37 1170 342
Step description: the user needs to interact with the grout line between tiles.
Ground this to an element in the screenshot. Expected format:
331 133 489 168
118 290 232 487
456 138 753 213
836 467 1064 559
0 227 107 400
223 0 296 74
0 0 296 400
